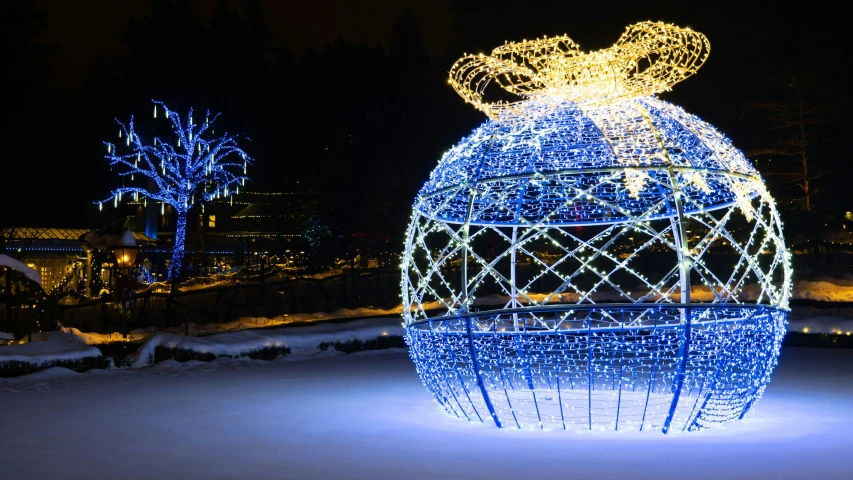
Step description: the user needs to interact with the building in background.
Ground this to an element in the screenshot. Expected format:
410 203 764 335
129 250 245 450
116 188 317 274
5 228 156 294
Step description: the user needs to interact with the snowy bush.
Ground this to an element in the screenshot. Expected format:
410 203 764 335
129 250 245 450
0 356 109 378
152 345 291 363
317 335 406 353
783 332 853 348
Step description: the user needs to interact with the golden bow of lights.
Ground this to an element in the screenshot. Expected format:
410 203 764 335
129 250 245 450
449 21 710 119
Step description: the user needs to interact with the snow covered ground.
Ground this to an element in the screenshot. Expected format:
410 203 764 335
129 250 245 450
65 304 406 341
791 277 853 302
0 318 403 376
0 347 850 479
0 307 847 379
56 276 853 344
127 317 403 367
0 331 101 364
0 309 845 379
77 276 853 340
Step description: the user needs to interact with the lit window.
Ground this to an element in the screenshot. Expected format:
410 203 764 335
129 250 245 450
208 215 216 228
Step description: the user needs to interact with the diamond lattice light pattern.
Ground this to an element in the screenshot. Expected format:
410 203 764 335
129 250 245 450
402 22 792 433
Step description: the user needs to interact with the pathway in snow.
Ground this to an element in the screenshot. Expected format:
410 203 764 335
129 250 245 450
0 347 851 479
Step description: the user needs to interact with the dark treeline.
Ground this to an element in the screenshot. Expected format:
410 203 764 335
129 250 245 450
79 0 469 252
2 0 850 249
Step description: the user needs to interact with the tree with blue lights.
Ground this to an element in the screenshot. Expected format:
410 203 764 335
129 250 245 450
101 100 252 279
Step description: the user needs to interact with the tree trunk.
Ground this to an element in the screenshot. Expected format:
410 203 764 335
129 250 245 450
797 91 813 213
169 211 188 280
801 150 811 212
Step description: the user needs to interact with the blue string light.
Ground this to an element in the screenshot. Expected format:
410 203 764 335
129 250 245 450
99 100 253 279
402 94 792 433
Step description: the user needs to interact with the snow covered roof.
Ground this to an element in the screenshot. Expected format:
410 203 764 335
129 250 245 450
9 227 155 244
0 254 41 285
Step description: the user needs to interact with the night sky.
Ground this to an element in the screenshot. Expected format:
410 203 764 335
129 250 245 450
34 0 456 92
2 0 850 238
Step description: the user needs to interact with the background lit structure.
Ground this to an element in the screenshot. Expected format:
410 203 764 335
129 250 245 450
402 22 791 432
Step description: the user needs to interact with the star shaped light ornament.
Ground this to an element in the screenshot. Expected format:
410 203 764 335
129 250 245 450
402 22 792 433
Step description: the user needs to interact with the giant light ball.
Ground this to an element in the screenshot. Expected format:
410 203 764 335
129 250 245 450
402 22 791 433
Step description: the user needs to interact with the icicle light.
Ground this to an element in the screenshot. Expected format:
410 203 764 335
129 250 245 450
98 100 253 279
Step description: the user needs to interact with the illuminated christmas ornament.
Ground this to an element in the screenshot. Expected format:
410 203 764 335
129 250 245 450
403 22 791 433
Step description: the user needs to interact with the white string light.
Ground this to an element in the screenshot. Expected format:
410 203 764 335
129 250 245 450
403 22 791 433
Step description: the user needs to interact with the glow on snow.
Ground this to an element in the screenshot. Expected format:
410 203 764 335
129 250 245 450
402 22 792 433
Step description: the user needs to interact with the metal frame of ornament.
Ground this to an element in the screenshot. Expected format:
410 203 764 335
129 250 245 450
402 22 792 433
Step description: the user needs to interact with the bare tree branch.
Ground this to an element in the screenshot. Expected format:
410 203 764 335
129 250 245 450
99 100 254 278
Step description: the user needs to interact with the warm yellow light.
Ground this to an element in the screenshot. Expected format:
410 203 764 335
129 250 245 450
803 327 809 333
449 21 710 120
